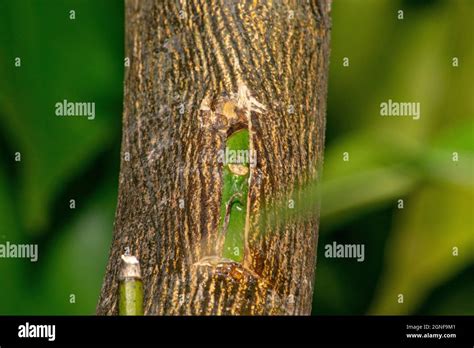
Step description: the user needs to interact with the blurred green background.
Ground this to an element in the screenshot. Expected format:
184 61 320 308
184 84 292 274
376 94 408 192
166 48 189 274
0 0 472 315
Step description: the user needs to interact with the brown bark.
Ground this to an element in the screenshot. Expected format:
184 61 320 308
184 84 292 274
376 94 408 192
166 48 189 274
97 0 331 315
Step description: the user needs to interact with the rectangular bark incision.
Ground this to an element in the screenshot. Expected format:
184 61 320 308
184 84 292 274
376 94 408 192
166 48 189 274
196 84 265 268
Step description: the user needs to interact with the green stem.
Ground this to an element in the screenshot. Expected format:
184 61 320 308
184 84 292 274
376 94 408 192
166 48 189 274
219 129 250 262
119 255 144 315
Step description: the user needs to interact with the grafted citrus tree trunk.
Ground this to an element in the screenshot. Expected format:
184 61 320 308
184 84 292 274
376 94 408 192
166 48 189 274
97 0 331 315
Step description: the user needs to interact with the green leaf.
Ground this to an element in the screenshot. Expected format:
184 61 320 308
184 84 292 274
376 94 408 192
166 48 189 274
32 180 116 314
0 0 122 233
369 184 474 314
0 164 25 313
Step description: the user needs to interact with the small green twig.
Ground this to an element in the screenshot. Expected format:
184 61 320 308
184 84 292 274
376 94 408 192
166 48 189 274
119 255 144 316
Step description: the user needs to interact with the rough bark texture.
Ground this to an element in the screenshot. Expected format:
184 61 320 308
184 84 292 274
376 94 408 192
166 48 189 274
97 0 331 315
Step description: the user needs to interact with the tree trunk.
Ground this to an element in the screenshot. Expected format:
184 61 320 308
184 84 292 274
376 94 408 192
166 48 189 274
97 0 331 315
